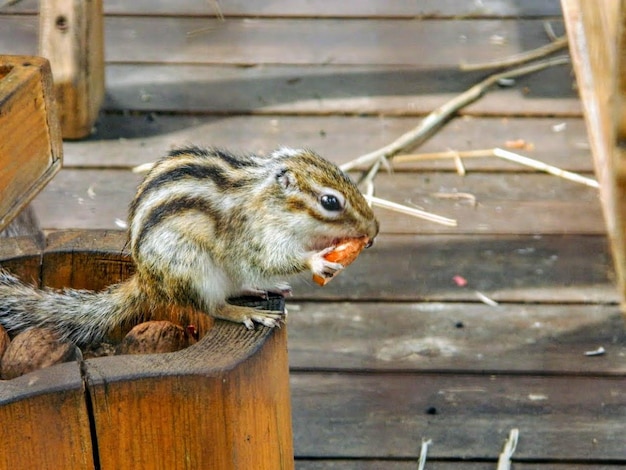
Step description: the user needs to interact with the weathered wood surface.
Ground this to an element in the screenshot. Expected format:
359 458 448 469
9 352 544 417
297 464 626 470
0 16 579 116
290 373 626 461
39 0 104 138
0 17 569 66
100 64 579 117
4 0 564 18
287 302 624 374
562 0 626 312
64 115 592 172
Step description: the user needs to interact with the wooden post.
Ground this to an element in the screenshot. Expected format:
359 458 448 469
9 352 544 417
39 0 105 139
0 231 295 469
0 55 62 232
561 1 626 310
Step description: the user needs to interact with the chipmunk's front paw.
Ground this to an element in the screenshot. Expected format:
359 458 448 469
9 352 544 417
214 304 285 329
309 247 344 280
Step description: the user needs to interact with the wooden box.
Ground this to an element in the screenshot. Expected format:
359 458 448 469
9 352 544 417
0 231 294 470
0 55 62 232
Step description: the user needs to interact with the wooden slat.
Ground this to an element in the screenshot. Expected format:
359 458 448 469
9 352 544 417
4 0 564 18
296 462 626 470
562 1 626 311
289 234 615 303
287 302 623 374
30 169 603 235
39 0 105 138
290 372 626 461
64 115 592 172
0 17 568 66
100 64 578 117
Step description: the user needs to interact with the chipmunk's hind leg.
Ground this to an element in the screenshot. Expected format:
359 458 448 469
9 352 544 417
213 304 285 329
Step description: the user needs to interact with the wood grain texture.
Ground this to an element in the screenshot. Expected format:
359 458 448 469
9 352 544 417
0 16 578 117
0 17 568 66
99 63 579 117
39 0 105 138
0 55 62 230
63 115 592 172
4 0 564 18
286 302 623 374
296 462 626 470
87 323 293 470
288 234 615 304
562 1 626 309
290 372 626 461
0 362 95 470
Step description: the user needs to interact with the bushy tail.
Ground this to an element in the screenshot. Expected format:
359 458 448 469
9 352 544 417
0 270 146 347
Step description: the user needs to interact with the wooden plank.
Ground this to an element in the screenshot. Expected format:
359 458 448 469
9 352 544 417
0 362 95 470
296 462 625 470
0 17 568 66
64 115 593 172
39 0 105 138
4 0 564 18
287 302 624 374
288 234 615 303
290 372 626 461
30 169 603 235
562 1 626 311
99 63 579 117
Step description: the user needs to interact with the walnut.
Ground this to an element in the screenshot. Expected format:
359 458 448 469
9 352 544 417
1 328 76 380
116 320 192 355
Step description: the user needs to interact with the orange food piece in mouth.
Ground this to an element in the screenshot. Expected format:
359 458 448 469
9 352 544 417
312 237 369 286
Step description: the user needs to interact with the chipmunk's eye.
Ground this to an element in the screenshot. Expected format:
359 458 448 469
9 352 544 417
320 194 343 211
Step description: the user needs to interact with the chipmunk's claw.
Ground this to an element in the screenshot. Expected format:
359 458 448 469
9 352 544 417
215 304 285 329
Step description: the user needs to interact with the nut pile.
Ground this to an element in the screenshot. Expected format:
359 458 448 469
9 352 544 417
0 320 196 380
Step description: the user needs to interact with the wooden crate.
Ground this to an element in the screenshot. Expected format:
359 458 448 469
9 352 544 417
0 230 294 470
0 55 62 232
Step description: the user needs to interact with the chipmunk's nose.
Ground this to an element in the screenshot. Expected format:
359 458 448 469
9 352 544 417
364 218 379 247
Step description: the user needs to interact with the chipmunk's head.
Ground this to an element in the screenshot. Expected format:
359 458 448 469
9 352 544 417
264 147 379 250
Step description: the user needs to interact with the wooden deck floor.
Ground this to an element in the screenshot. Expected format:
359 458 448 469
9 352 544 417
2 0 625 467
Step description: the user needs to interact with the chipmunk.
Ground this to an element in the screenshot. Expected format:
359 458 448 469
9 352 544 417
0 146 379 347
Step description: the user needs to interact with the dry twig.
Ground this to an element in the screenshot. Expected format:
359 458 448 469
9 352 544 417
340 55 570 173
417 439 432 470
460 36 568 71
493 148 599 188
497 428 520 470
393 148 599 188
365 196 457 227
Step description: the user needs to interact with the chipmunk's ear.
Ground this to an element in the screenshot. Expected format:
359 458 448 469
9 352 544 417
276 167 298 190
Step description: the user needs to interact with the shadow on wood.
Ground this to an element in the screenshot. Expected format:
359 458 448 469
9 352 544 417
0 230 294 470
